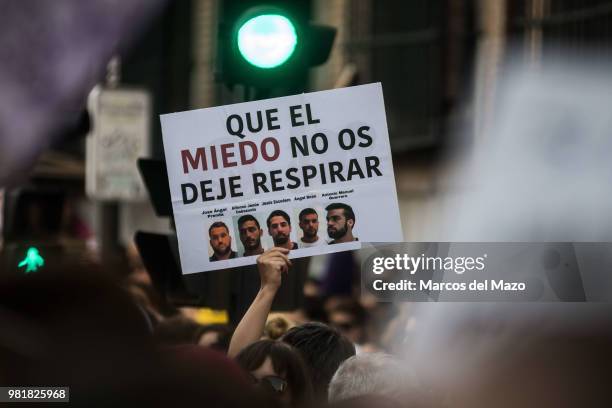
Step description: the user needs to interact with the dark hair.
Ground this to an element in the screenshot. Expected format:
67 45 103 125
154 316 202 346
237 214 261 229
266 210 291 228
195 324 235 353
330 298 368 327
325 203 355 226
298 208 318 222
236 340 313 407
0 272 274 408
153 318 234 352
282 322 355 401
208 221 229 236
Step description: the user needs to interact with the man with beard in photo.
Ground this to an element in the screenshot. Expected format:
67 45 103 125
237 214 264 257
326 203 358 244
208 221 237 261
298 208 324 248
266 210 298 251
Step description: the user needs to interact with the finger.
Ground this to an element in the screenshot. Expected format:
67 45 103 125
266 252 292 266
267 258 285 267
264 252 287 263
257 250 277 263
270 247 290 255
271 261 288 273
272 259 290 274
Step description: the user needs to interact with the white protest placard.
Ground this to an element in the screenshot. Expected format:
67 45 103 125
161 83 403 274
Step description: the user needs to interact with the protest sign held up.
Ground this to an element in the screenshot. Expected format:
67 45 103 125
161 83 403 273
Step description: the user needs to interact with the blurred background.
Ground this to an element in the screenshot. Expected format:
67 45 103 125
0 0 612 406
2 0 612 397
4 0 612 325
6 0 612 250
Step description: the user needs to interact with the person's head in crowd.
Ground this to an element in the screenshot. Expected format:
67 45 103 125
328 353 419 404
196 324 234 352
154 316 202 346
328 298 367 345
325 203 356 243
158 344 279 407
298 208 320 244
0 270 149 397
154 316 233 352
238 214 264 256
264 314 295 340
267 210 296 250
303 277 321 298
0 263 275 407
208 221 236 261
281 322 356 401
301 278 329 323
236 340 313 407
124 279 167 325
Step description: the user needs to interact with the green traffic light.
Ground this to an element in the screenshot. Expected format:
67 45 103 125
18 246 45 273
237 14 297 69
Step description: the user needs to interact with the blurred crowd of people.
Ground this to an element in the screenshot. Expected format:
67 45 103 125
2 242 611 408
0 240 415 407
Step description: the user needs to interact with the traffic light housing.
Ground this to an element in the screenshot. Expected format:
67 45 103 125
217 0 336 92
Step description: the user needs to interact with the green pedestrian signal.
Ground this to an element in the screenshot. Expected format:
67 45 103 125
18 247 45 273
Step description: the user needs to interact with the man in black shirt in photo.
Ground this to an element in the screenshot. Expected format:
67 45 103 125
326 203 358 244
208 221 237 261
237 214 265 257
266 210 298 251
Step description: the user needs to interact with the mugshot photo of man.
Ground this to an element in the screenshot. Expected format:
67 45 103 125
237 214 264 257
266 209 298 250
298 208 324 248
326 203 358 244
208 221 237 262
